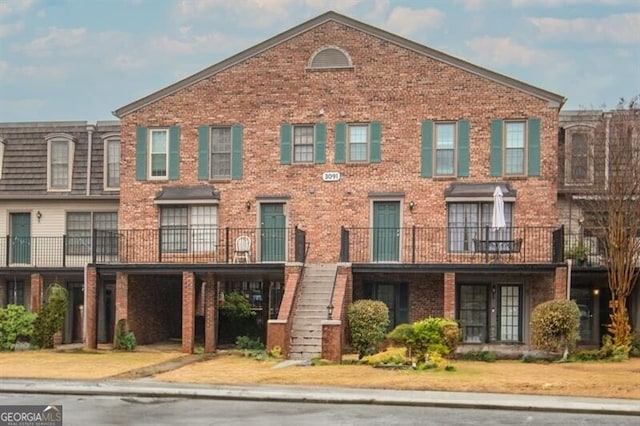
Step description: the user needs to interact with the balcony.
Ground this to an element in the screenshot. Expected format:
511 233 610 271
340 226 563 264
0 227 307 268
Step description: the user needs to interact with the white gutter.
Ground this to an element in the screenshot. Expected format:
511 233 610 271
86 124 95 195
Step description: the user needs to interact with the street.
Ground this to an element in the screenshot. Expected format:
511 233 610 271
1 393 638 426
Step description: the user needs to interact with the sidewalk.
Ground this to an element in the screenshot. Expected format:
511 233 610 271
2 378 639 416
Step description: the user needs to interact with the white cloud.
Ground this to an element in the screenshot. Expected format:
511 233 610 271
466 36 549 67
148 31 241 55
111 54 146 70
385 7 444 37
0 20 24 38
453 0 492 11
529 13 640 44
512 0 638 7
24 27 87 55
0 0 34 19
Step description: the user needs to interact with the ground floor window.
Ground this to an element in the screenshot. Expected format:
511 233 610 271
160 205 218 253
363 281 408 329
458 283 522 343
6 280 24 306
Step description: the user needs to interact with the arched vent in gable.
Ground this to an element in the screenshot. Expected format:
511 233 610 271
308 46 353 69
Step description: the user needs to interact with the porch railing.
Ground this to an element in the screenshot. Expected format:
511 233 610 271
0 227 306 268
340 226 562 264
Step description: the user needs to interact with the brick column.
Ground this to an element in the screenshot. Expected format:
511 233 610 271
204 273 217 353
182 271 196 354
554 266 568 300
30 273 43 312
443 272 456 319
115 272 129 326
84 267 98 350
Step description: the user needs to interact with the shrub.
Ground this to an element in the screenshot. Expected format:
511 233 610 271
113 319 136 351
458 349 497 363
389 317 460 364
32 284 68 349
362 346 408 366
236 335 264 351
218 292 258 344
0 304 37 351
531 299 580 361
348 300 390 359
630 332 640 358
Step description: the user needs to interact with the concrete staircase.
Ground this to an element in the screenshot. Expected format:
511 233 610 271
288 264 337 360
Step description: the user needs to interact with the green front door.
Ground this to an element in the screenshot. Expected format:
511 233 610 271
10 213 31 264
373 201 400 262
260 203 286 262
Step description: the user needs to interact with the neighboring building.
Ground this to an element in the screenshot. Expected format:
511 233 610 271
559 110 640 345
0 121 120 344
82 11 567 358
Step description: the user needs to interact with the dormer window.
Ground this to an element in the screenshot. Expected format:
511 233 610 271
104 136 120 190
46 134 75 191
564 125 594 185
308 46 353 70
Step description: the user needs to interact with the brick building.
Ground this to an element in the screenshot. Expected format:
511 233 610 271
79 11 570 358
0 120 120 344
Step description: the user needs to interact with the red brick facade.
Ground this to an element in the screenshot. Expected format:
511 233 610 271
110 12 565 355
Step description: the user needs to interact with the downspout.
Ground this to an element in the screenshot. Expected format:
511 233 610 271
86 124 95 195
566 258 572 300
604 112 612 190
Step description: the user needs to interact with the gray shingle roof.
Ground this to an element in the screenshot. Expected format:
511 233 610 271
0 121 120 198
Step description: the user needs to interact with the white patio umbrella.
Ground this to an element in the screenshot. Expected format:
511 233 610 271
492 185 506 230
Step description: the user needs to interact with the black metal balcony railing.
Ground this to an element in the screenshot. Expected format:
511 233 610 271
340 226 563 264
0 225 578 268
0 227 306 268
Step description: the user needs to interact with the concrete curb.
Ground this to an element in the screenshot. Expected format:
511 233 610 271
2 379 639 416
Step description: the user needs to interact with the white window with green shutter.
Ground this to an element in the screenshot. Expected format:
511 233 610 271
490 118 541 177
136 126 180 181
421 120 469 178
334 122 381 164
198 124 242 181
280 123 326 165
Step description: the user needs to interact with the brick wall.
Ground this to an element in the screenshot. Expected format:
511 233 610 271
126 274 182 345
119 20 559 263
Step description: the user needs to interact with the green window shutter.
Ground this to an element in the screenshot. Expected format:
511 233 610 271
369 121 382 163
334 122 346 164
231 124 243 180
280 124 292 165
490 119 504 177
314 123 326 164
135 126 148 181
457 119 470 177
197 126 210 180
420 121 433 177
527 118 541 177
168 126 180 180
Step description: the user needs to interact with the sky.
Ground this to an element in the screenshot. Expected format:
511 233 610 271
0 0 638 122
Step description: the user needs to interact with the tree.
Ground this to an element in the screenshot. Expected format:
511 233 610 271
531 300 580 361
347 299 389 359
580 97 640 354
32 283 68 349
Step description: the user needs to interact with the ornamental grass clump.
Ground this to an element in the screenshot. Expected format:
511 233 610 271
531 299 580 361
347 299 389 359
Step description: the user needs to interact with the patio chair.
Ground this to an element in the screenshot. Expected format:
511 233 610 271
233 235 251 263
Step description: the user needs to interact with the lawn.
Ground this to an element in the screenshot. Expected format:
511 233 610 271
2 348 639 400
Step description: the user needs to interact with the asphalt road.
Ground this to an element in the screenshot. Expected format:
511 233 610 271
1 393 639 426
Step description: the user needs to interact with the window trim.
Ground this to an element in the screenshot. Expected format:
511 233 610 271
434 121 457 177
447 201 514 253
103 136 120 191
347 123 369 163
503 120 527 176
149 128 169 180
210 126 232 180
65 211 118 256
564 126 595 185
307 45 354 70
160 205 219 254
292 124 315 164
46 134 75 191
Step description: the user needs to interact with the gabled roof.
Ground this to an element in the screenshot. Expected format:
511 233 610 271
114 11 565 118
